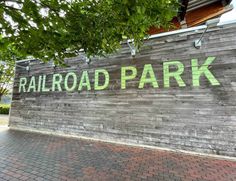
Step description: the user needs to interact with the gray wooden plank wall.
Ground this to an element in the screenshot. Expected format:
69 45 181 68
9 24 236 156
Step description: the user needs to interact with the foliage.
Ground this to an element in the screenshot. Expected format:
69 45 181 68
0 41 15 97
0 0 179 64
0 38 21 97
0 104 10 115
0 59 14 97
0 103 10 108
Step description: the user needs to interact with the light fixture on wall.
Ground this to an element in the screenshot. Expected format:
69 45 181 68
51 62 57 69
85 56 91 64
15 63 30 72
194 18 220 49
25 65 30 72
127 40 136 57
1 60 29 71
81 54 91 64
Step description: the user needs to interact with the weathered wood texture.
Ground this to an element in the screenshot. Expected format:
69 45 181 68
10 24 236 156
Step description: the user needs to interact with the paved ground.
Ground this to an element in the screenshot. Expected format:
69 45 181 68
0 114 9 125
0 129 236 181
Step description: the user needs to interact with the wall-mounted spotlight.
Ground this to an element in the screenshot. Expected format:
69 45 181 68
194 18 220 49
25 66 30 72
81 54 91 64
1 60 30 72
85 56 91 64
52 62 57 69
127 40 136 57
15 64 30 72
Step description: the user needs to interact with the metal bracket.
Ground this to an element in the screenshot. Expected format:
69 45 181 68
127 40 136 57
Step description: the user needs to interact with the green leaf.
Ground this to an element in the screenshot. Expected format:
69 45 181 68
0 0 179 65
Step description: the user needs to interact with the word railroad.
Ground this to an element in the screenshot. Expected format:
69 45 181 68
18 57 220 93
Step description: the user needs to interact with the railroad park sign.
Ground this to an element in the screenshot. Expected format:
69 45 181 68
10 24 236 157
19 57 220 93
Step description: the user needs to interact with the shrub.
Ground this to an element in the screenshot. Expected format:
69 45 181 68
0 105 10 115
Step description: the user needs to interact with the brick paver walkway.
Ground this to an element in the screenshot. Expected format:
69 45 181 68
0 129 236 181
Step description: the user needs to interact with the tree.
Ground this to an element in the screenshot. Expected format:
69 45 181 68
0 61 14 99
1 0 179 64
0 35 25 99
0 40 21 99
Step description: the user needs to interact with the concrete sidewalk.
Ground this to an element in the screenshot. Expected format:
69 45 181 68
0 129 236 181
0 114 9 126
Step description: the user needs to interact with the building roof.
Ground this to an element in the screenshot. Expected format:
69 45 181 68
148 0 232 35
181 0 232 26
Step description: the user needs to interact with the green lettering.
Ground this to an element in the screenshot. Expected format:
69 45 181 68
27 76 36 92
52 74 63 91
163 61 186 88
78 71 91 91
37 75 42 92
42 75 50 92
139 64 158 89
19 77 27 93
64 72 77 91
94 69 109 90
121 66 137 89
192 57 220 87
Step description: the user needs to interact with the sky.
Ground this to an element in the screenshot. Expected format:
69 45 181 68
220 0 236 23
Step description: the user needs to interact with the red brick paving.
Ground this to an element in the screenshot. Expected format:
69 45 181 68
0 129 236 181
